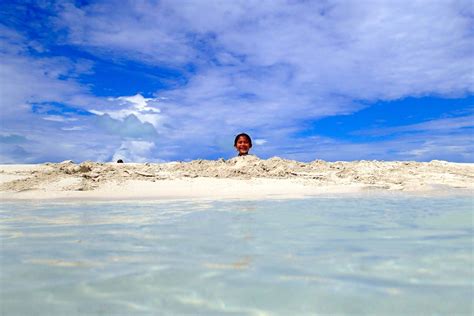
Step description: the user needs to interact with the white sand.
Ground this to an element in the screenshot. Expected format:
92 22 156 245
1 156 473 201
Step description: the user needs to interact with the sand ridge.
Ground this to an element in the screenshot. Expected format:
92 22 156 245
0 155 473 200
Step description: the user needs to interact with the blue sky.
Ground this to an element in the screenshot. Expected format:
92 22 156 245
0 0 473 163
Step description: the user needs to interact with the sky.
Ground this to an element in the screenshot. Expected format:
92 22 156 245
0 0 473 163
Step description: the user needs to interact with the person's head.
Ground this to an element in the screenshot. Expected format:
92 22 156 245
234 133 252 156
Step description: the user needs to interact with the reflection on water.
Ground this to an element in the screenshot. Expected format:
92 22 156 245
0 196 473 315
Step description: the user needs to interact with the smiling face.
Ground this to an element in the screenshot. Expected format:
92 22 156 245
235 135 251 156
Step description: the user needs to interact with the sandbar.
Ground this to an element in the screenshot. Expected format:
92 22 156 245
1 156 472 201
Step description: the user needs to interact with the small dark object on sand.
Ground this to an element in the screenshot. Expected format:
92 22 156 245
117 159 124 163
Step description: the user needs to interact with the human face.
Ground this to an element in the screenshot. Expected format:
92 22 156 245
235 136 251 155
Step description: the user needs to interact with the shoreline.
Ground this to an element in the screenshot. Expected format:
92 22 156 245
1 156 473 201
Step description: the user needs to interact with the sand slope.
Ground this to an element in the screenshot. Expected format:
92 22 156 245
1 156 473 200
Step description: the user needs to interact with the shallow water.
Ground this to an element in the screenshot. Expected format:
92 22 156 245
1 195 473 315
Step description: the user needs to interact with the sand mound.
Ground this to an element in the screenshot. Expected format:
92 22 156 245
1 156 473 197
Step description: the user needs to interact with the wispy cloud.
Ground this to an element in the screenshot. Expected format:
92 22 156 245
355 114 474 136
55 0 473 99
0 25 165 163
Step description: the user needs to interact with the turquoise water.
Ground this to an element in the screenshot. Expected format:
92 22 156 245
1 196 473 315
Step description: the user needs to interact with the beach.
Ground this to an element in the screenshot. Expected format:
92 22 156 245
1 155 472 200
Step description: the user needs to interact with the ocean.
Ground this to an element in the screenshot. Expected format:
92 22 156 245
1 195 472 315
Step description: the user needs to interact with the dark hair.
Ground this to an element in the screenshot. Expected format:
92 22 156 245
234 133 252 147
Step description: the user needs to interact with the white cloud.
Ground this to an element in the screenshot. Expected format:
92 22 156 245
0 28 162 163
254 139 267 146
258 132 474 163
55 0 473 101
91 94 163 129
117 94 160 112
112 140 157 163
0 26 96 122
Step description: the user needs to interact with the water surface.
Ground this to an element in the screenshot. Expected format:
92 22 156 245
1 195 473 315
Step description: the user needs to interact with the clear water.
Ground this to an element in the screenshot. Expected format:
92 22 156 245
1 195 473 315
